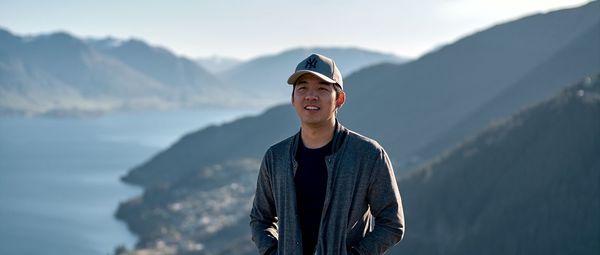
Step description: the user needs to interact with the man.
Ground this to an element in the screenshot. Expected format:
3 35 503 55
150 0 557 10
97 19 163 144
250 53 404 255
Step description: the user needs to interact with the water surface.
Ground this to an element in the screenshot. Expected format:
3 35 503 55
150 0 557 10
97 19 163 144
0 109 256 255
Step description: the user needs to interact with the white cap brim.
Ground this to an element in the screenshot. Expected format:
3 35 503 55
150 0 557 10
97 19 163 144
287 70 337 85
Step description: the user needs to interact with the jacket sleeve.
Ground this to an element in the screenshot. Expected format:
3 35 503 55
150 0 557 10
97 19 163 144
354 148 405 254
250 149 279 254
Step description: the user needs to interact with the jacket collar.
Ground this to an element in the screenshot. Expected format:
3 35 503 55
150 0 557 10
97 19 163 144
290 119 348 159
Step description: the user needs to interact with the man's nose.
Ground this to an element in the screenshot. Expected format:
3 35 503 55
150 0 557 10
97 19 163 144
304 90 318 100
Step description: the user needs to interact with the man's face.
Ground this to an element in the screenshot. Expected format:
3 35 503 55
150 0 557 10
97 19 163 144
292 73 343 128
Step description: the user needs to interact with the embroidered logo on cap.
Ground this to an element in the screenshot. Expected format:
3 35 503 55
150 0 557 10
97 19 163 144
304 57 318 69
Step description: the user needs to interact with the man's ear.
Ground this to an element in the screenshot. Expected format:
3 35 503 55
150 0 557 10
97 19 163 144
336 91 346 108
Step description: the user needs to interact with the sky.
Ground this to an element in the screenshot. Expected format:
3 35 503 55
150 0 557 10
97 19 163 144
0 0 591 60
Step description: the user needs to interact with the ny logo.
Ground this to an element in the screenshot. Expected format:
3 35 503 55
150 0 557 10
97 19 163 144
304 57 318 69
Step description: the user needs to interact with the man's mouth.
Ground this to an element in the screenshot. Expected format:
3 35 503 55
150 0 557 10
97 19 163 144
304 105 320 111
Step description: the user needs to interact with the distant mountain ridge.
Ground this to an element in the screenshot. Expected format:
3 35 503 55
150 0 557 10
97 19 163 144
0 29 226 116
89 38 222 92
0 30 169 116
218 47 409 106
0 29 406 116
88 38 238 107
195 56 241 74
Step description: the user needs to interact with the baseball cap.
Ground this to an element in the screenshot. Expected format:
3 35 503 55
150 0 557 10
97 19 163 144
287 53 343 89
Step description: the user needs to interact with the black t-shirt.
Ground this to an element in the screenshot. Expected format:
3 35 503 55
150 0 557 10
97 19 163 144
294 137 332 255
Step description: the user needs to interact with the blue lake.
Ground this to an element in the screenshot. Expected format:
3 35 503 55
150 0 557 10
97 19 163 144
0 108 257 255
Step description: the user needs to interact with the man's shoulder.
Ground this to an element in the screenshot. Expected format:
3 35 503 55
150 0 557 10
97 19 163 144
345 129 385 153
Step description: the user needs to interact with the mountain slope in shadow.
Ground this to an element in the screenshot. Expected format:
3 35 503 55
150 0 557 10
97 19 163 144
415 19 600 168
390 73 600 255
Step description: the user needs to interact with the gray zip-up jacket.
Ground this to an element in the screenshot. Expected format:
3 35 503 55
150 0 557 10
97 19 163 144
250 122 405 254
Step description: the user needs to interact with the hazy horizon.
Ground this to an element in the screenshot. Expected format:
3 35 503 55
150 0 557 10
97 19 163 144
0 0 591 60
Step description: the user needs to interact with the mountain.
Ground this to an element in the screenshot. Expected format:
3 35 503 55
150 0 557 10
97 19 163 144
116 2 600 254
0 29 165 116
415 17 600 166
0 28 410 116
116 158 262 252
89 38 228 103
122 104 299 186
218 47 409 107
119 73 600 254
388 74 600 255
195 55 241 74
122 1 600 187
340 1 600 172
0 30 228 117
